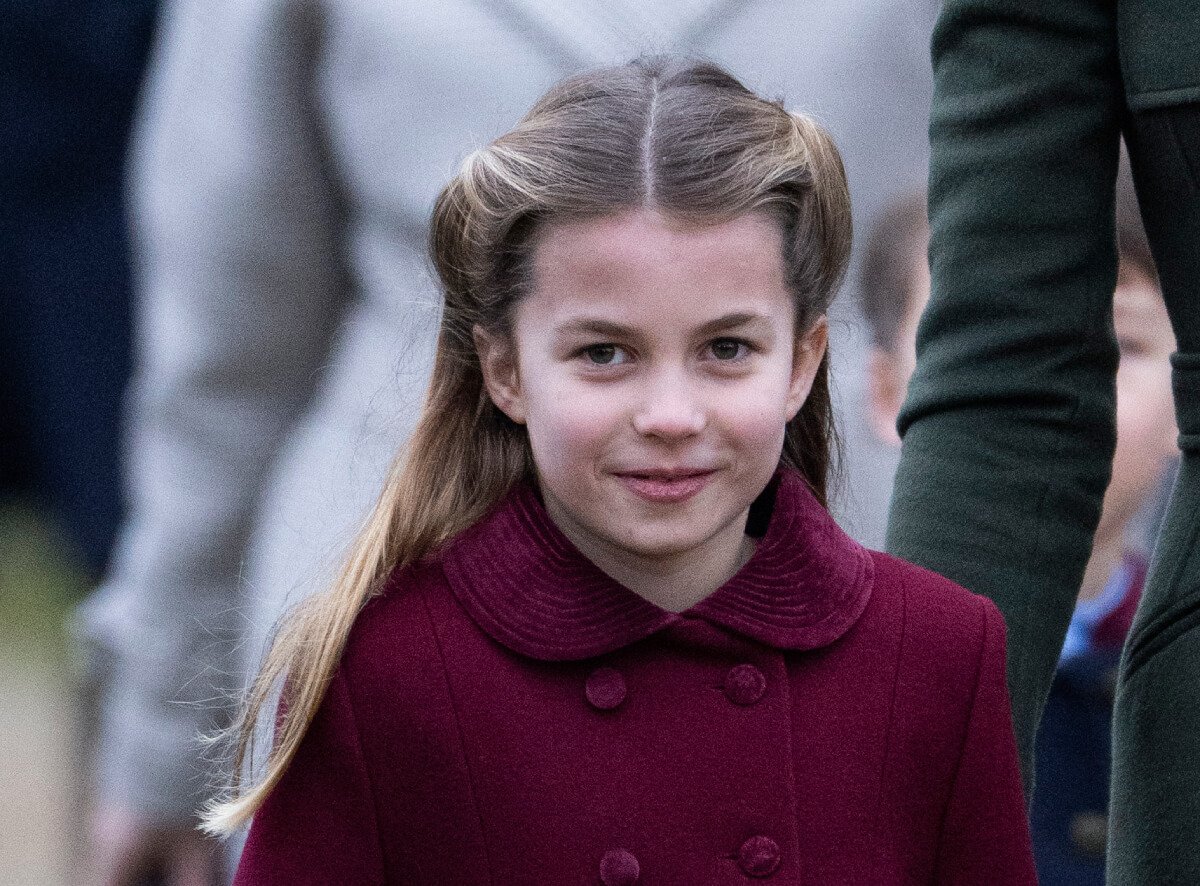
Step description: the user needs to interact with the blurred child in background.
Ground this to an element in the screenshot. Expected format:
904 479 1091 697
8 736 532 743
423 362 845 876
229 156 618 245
861 174 1177 885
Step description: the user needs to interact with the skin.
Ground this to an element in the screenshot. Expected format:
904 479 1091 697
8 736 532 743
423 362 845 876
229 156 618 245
866 254 930 448
87 804 223 886
868 253 1177 602
477 208 828 613
1078 265 1177 601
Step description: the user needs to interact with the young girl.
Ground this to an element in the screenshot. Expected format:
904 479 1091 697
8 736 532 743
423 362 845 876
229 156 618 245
209 57 1036 884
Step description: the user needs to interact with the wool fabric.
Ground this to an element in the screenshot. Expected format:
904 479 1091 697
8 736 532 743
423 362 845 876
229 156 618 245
236 469 1035 884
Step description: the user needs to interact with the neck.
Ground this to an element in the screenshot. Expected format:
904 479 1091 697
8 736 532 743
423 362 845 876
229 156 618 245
1079 526 1125 604
545 502 757 613
609 534 758 613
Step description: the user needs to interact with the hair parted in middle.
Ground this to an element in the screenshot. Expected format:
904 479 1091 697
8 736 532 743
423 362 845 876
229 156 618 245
431 54 851 509
204 54 853 834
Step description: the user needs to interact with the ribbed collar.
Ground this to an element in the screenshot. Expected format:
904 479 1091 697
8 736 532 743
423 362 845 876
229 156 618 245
439 468 874 661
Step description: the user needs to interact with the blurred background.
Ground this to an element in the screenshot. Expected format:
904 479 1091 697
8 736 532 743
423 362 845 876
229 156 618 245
2 2 1171 885
3 2 157 883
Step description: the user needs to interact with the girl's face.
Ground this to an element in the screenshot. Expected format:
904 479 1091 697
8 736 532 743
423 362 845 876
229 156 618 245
477 208 827 582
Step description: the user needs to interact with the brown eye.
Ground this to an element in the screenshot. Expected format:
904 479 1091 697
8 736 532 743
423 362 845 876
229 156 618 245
710 339 748 360
584 344 628 365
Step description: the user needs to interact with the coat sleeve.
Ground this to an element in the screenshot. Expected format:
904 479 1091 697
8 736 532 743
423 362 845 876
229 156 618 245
235 669 386 885
73 0 348 824
885 0 1125 786
935 600 1037 884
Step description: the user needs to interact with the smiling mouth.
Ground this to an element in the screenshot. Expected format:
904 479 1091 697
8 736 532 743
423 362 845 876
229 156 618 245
613 469 716 503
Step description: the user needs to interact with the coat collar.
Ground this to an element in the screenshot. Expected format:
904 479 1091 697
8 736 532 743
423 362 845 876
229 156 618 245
439 468 874 661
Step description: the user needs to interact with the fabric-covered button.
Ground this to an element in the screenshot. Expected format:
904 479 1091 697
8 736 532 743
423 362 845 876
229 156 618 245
600 848 640 885
738 835 781 877
586 667 627 710
724 664 767 706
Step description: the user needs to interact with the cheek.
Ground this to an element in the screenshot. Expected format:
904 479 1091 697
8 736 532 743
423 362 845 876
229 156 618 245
514 351 601 466
1116 361 1176 452
1110 361 1176 513
710 381 793 452
523 384 625 473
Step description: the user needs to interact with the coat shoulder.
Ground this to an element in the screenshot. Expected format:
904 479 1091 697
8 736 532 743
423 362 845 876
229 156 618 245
868 548 1002 671
861 549 1007 734
338 556 460 693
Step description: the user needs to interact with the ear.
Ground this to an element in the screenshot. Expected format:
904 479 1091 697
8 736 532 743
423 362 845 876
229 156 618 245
785 315 829 419
1165 422 1181 455
473 325 526 424
865 347 904 448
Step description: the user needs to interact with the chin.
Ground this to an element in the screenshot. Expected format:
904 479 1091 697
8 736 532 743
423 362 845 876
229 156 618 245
604 520 717 560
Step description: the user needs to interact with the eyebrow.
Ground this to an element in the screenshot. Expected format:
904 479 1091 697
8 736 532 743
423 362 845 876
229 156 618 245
556 311 774 338
693 311 774 336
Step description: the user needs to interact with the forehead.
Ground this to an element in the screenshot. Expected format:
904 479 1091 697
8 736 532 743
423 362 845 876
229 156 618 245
528 209 790 320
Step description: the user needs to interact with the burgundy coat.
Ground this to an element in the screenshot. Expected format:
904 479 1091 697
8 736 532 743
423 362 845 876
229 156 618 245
235 470 1036 885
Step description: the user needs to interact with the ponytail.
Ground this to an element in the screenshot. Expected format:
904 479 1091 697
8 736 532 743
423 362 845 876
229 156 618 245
783 350 838 508
777 112 851 505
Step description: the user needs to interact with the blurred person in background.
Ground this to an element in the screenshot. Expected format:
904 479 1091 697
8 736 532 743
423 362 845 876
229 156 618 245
76 1 939 881
1 2 158 579
861 177 1176 885
885 0 1200 879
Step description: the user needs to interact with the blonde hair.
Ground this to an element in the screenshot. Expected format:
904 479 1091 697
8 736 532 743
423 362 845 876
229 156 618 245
204 55 852 834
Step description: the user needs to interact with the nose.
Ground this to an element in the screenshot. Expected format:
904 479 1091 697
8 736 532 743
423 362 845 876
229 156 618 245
630 370 707 440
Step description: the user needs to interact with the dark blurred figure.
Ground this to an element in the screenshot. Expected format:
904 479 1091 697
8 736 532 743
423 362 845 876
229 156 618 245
1027 175 1173 886
0 2 158 577
863 173 1175 886
884 2 1200 880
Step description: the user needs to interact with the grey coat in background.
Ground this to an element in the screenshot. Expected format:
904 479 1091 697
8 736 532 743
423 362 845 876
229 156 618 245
77 0 935 825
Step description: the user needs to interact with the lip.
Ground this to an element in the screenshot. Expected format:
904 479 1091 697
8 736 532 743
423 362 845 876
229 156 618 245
612 468 717 504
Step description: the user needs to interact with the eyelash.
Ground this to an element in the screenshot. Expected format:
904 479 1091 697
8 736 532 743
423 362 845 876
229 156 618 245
576 338 754 367
707 338 752 362
581 343 630 366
